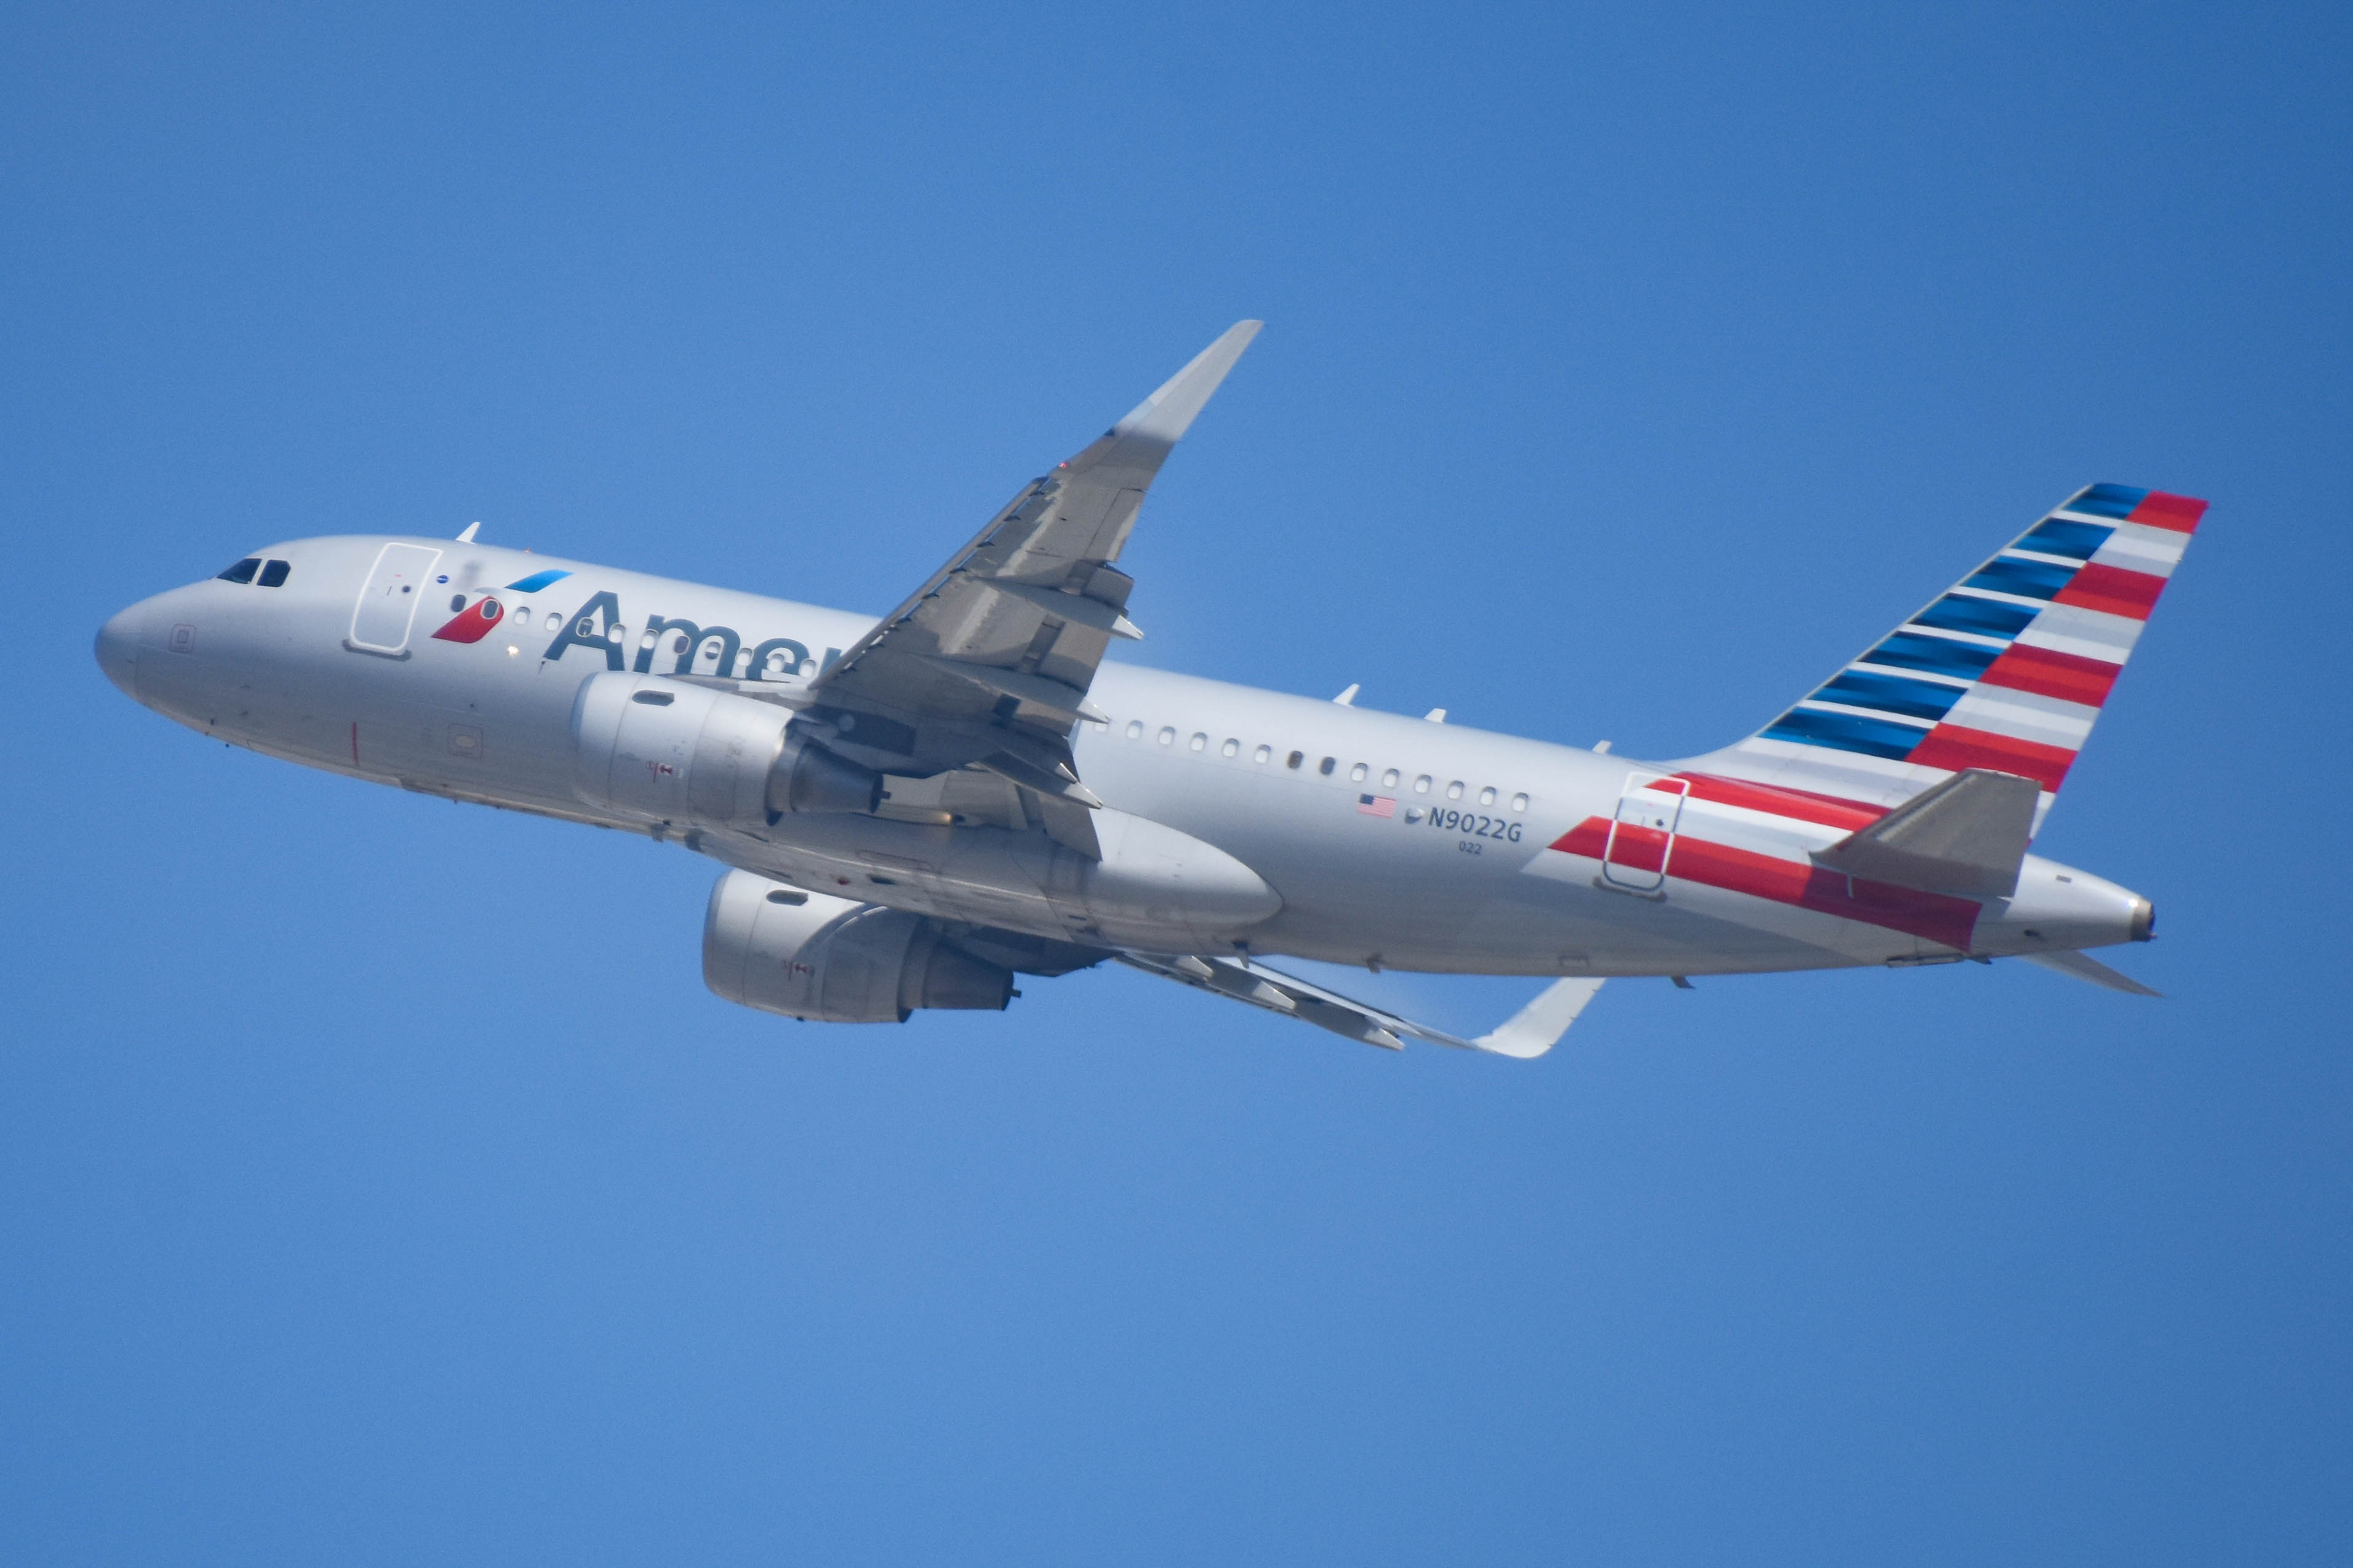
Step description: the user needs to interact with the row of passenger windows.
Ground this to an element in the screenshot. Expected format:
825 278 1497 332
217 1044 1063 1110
1113 717 1530 812
216 557 293 587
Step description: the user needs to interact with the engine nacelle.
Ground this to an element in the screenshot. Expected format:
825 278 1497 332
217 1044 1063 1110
571 672 879 827
703 869 1014 1023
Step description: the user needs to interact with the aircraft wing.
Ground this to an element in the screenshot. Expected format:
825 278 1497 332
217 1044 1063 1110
801 322 1262 850
1117 951 1604 1058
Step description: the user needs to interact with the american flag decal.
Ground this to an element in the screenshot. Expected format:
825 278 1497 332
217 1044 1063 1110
1357 794 1396 818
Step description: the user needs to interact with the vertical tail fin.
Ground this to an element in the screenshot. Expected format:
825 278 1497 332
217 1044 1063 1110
1683 484 2206 819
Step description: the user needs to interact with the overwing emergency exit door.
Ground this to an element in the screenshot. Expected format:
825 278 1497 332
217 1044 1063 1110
1600 773 1690 892
347 543 443 656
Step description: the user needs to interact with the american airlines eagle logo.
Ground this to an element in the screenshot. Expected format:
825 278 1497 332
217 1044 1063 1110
430 595 505 643
429 570 571 645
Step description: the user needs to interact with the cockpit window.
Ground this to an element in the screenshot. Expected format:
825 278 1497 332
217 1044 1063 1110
217 557 261 583
258 559 291 587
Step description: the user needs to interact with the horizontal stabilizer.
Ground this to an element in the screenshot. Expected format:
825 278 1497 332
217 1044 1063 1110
1813 766 2037 898
2019 948 2162 996
1117 952 1602 1058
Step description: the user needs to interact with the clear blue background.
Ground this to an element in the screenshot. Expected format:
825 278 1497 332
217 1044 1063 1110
5 4 2348 1561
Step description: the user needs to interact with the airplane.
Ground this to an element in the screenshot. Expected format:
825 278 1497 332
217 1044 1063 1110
93 321 2201 1058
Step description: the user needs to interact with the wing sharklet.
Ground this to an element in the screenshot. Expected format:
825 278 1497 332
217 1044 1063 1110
1109 320 1264 447
1472 977 1608 1058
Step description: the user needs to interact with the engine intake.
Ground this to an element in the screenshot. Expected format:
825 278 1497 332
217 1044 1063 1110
703 869 1014 1023
571 672 880 827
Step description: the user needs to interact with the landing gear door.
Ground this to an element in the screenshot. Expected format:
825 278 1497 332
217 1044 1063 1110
347 543 443 658
1601 773 1690 892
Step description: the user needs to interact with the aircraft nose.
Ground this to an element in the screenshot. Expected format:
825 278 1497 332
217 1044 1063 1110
94 603 143 699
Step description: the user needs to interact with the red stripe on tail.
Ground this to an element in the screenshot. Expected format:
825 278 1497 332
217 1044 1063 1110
2128 491 2206 533
1975 644 2121 707
2052 563 2166 621
1667 773 1888 830
1546 816 1983 950
1905 725 2076 792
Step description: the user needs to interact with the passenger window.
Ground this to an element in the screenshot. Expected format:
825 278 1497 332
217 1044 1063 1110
1126 720 1143 740
1445 781 1463 800
1511 792 1529 812
1286 752 1303 770
544 612 561 631
1222 739 1240 757
1158 727 1175 746
1350 763 1368 782
216 557 261 584
1319 757 1336 776
1414 775 1431 794
1253 744 1271 763
258 559 291 587
1479 786 1497 806
1382 768 1399 789
1189 732 1207 752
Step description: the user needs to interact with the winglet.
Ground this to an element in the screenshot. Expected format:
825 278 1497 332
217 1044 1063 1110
1110 320 1262 447
1473 977 1608 1058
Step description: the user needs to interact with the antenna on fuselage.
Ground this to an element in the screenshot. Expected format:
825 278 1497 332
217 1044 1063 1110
1332 684 1359 706
455 521 481 543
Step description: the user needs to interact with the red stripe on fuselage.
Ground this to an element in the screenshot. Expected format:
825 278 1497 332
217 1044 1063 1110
1545 814 1982 950
2128 491 2207 533
1975 642 2121 707
1552 818 1610 857
2052 562 2165 621
1668 836 1982 951
1664 773 1889 830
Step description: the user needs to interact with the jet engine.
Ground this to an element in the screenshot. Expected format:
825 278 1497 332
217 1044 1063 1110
571 671 879 827
703 869 1014 1023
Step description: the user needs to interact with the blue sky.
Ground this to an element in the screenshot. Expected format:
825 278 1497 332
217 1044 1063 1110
5 2 2349 1561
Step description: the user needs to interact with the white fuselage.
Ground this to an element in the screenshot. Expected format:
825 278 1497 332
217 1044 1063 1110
97 535 2151 977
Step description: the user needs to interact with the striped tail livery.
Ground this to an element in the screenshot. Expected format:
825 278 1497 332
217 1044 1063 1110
1688 483 2205 824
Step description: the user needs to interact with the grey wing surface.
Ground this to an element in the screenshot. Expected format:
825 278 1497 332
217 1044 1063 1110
798 321 1262 850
